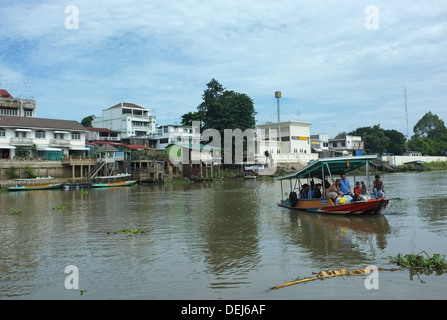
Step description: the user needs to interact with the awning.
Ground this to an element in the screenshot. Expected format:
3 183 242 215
0 145 16 149
15 128 32 132
53 131 69 134
37 147 62 151
69 147 89 150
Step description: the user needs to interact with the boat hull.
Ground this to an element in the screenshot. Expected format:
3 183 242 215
278 198 388 215
91 180 137 188
8 183 63 191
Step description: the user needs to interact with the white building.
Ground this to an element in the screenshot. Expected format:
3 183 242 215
256 121 318 165
0 89 36 117
0 115 88 160
328 135 364 156
150 124 200 149
86 127 121 143
310 133 329 153
92 102 156 139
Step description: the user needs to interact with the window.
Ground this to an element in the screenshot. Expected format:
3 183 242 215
0 108 18 116
71 132 81 140
0 129 5 137
35 130 46 139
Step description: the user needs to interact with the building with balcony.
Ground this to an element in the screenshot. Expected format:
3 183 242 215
0 115 88 160
151 124 201 149
92 102 156 139
328 135 364 156
0 89 36 117
86 127 121 142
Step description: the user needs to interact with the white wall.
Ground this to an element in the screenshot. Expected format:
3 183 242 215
382 155 447 167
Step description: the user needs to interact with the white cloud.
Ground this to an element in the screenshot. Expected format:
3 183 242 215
0 0 446 137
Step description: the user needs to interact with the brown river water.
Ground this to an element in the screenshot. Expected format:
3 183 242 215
1 170 446 300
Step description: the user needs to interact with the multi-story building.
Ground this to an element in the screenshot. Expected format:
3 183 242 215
310 133 329 154
151 124 201 149
256 121 318 165
0 89 36 117
86 127 121 143
0 115 88 160
92 102 156 139
328 135 364 156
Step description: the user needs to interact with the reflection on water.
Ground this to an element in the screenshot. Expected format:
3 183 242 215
282 212 391 268
1 171 447 299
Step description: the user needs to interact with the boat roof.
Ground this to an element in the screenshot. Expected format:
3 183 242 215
274 155 377 181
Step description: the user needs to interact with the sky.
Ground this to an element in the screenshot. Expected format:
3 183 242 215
0 0 446 138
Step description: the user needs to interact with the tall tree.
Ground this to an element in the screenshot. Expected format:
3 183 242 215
383 129 406 155
408 112 447 155
413 111 447 139
182 79 256 133
81 115 95 127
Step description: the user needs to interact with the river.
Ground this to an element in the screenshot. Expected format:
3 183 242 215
1 170 446 301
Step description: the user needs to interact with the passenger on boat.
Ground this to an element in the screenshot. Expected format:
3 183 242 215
300 184 310 199
353 181 366 201
327 179 343 203
361 181 367 195
373 175 385 199
314 183 322 198
339 173 353 203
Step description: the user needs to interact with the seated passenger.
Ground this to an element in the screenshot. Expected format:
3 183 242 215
300 184 310 199
314 183 322 198
353 181 366 201
327 179 342 203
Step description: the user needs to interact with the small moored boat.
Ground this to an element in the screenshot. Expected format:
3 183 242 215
274 155 389 215
91 173 137 188
8 183 63 191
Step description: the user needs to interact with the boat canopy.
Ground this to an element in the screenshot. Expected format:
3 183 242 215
274 155 377 181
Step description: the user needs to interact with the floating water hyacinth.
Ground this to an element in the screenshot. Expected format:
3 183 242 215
107 228 145 235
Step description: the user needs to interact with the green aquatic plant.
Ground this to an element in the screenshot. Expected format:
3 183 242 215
53 204 67 210
107 228 145 235
10 209 22 216
389 251 447 275
80 289 87 295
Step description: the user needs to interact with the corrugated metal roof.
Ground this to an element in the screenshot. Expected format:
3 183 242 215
0 115 87 131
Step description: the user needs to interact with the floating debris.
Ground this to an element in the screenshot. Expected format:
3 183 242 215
107 228 145 235
270 267 400 290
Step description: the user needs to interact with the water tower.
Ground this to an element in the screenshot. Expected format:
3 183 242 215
275 91 281 122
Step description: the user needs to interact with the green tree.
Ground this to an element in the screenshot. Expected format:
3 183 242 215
349 125 390 155
383 129 406 155
408 112 447 155
81 115 95 127
180 111 204 127
413 111 447 139
182 79 256 133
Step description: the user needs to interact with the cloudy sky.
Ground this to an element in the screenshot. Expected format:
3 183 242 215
1 0 446 138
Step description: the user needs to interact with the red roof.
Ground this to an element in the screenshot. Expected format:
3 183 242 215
0 89 13 98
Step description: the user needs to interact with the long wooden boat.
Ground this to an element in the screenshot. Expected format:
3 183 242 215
91 173 137 188
274 155 389 215
8 183 63 191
